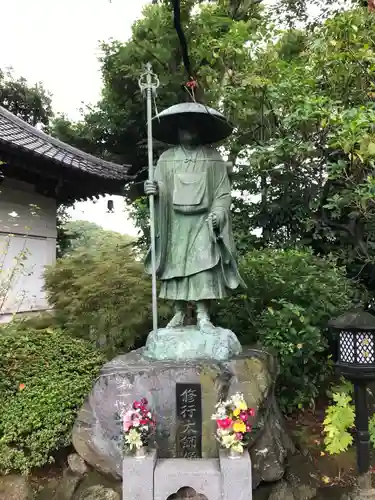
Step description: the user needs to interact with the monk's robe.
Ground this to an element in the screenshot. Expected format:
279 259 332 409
145 145 244 301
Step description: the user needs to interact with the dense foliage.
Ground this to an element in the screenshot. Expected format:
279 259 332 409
62 219 135 255
51 2 375 290
44 238 170 354
0 68 52 127
0 324 104 473
215 248 359 412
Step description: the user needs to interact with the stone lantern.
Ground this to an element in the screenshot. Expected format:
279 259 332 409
329 310 375 498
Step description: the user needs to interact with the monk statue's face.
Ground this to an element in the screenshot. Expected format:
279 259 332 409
178 128 197 146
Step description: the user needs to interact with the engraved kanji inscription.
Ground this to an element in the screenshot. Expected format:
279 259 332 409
176 383 202 458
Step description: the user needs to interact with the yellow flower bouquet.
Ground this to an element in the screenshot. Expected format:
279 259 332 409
211 393 255 455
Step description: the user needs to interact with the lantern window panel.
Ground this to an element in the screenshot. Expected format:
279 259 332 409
340 331 355 364
339 330 375 365
356 332 375 364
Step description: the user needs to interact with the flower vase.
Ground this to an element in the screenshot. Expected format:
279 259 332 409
134 446 147 458
228 448 243 460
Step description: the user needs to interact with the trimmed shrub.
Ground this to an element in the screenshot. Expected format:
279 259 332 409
0 324 104 473
44 242 171 354
215 248 361 412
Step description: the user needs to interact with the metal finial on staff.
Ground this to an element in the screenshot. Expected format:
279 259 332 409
138 63 160 335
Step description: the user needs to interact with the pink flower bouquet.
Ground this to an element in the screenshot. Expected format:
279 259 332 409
120 398 156 451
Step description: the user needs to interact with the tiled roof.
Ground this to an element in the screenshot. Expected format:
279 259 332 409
0 105 131 180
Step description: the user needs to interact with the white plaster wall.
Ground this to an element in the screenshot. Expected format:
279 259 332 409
0 179 57 317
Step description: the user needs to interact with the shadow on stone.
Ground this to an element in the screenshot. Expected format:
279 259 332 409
166 486 209 499
52 470 82 500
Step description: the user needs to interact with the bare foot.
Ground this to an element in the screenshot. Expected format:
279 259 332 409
166 311 185 328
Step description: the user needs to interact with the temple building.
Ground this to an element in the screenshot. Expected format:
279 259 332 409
0 105 131 321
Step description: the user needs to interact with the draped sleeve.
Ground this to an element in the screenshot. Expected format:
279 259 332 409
208 158 246 290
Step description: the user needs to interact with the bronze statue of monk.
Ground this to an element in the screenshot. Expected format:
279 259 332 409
144 103 244 332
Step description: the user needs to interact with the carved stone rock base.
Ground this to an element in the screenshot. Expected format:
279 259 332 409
143 325 242 361
72 348 294 489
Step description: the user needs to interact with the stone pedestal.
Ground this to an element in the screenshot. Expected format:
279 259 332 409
122 449 157 500
122 449 252 500
72 347 294 489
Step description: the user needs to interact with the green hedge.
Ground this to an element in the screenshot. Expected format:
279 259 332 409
0 324 104 473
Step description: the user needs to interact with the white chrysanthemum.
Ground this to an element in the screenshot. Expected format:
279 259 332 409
211 410 226 420
232 442 244 453
124 428 143 450
221 433 236 449
211 402 227 420
230 393 243 405
230 393 247 411
217 428 231 438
